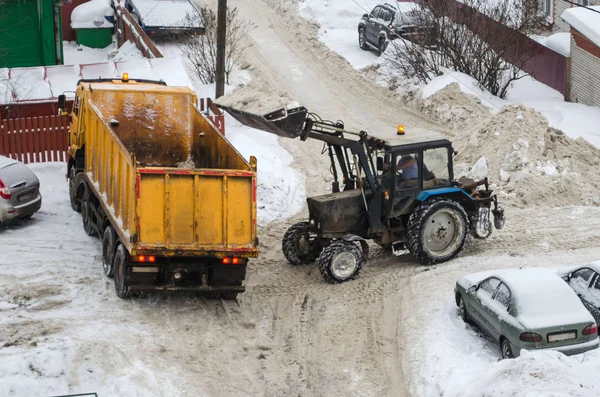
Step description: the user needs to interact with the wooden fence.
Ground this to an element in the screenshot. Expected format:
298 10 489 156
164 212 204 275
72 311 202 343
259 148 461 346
115 7 163 58
0 115 70 164
199 98 226 135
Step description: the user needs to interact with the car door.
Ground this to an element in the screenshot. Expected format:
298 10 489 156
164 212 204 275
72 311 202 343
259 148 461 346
470 277 501 336
569 268 600 324
485 282 512 341
366 6 382 45
379 8 394 42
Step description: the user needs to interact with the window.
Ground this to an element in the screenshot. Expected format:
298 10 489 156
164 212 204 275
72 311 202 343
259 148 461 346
478 277 501 299
541 0 553 19
494 283 511 309
423 146 450 188
570 268 596 296
381 9 394 24
575 0 589 5
370 6 381 19
395 152 420 190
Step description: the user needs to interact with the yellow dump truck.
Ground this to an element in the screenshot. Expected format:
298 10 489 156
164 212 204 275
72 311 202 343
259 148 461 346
58 75 257 299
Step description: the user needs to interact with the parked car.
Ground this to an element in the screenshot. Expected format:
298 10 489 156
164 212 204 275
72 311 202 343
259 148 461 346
560 262 600 327
357 2 424 55
0 156 42 223
455 268 599 359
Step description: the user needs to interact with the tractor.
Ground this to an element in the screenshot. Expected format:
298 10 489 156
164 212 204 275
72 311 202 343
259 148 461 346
217 104 506 284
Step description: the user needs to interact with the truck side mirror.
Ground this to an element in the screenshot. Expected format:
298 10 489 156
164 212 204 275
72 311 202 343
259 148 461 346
58 94 67 115
376 157 384 171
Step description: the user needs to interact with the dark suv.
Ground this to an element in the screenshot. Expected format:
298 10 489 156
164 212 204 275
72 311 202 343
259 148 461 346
358 2 422 55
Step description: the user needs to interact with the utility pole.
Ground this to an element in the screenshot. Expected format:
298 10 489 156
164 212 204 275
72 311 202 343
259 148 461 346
215 0 227 98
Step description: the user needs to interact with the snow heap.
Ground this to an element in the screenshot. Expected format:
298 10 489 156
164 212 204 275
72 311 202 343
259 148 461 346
545 32 571 57
561 5 600 49
452 101 600 207
71 0 114 29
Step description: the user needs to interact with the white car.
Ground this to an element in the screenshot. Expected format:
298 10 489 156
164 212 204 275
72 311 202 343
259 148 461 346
0 156 42 223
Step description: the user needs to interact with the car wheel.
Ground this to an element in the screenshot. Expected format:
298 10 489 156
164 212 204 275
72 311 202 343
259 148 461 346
358 28 369 51
458 295 471 324
501 338 514 359
378 38 388 56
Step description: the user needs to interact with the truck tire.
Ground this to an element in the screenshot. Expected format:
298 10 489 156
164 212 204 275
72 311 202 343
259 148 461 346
69 166 81 212
318 241 363 284
81 189 97 237
113 244 131 298
407 198 468 265
102 225 116 278
282 222 321 265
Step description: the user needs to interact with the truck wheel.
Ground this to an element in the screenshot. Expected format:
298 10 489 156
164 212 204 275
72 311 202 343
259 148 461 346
318 241 363 284
407 198 468 265
359 28 368 50
113 244 131 298
69 166 81 212
102 226 117 278
81 189 97 237
282 222 321 265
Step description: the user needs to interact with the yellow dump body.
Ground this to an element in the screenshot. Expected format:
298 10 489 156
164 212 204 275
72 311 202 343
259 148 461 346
77 80 257 258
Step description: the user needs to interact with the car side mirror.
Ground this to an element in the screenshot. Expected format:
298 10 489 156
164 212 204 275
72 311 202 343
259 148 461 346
562 274 571 282
377 157 384 171
467 285 477 294
363 13 369 19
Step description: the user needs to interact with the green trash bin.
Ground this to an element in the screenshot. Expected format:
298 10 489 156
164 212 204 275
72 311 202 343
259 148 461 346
73 26 113 49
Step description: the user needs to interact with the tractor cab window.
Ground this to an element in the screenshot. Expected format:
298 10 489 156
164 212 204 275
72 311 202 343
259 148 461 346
395 152 420 190
422 146 450 189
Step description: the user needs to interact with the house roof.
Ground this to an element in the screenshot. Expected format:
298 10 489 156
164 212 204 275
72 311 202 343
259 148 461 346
0 57 193 105
562 5 600 49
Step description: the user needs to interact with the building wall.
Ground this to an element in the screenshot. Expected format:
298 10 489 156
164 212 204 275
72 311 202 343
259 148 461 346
0 0 61 68
569 29 600 106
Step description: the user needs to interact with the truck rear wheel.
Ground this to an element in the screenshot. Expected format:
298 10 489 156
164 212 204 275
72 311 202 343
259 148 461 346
282 222 321 265
102 226 116 278
318 241 363 284
69 166 81 212
407 198 468 265
81 189 97 237
114 244 131 298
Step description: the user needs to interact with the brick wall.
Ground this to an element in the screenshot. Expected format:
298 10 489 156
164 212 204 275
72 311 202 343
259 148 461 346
569 29 600 106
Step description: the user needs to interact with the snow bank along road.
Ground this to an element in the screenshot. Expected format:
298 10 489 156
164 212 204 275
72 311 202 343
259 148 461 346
2 1 600 397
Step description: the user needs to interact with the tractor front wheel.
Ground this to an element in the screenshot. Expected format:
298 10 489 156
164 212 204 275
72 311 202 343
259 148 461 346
318 241 363 284
282 222 322 265
407 198 468 265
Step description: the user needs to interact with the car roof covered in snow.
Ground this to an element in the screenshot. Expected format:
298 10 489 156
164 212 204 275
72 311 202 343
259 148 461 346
561 260 600 276
130 0 204 29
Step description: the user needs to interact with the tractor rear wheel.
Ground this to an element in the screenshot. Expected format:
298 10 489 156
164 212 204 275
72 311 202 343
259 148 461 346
407 198 468 265
318 241 363 284
282 222 322 265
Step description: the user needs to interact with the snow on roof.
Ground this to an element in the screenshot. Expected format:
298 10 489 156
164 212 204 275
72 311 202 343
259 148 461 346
71 0 114 29
545 33 571 57
0 58 193 104
131 0 203 28
562 5 600 49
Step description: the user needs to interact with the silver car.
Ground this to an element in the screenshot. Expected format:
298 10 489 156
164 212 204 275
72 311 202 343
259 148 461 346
455 268 599 359
0 156 42 223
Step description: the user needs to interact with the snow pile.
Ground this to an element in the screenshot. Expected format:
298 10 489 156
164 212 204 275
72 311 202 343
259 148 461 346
299 0 380 69
562 5 600 49
71 0 114 29
110 41 143 61
225 114 306 226
214 85 299 115
448 100 600 207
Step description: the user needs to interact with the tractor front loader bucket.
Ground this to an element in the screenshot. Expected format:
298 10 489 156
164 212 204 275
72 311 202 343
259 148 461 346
216 104 308 139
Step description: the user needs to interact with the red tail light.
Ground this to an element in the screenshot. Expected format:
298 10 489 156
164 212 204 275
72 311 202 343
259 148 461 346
148 255 156 263
222 257 241 265
222 257 231 264
519 332 543 342
0 178 11 199
583 323 598 336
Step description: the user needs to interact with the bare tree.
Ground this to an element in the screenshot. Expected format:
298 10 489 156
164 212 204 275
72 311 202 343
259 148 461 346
178 7 254 85
382 0 546 98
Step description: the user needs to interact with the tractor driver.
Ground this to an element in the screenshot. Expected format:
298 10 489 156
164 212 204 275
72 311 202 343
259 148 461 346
396 154 436 187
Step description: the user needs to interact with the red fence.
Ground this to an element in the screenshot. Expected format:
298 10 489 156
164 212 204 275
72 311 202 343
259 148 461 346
446 0 569 96
199 98 226 135
0 116 70 163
